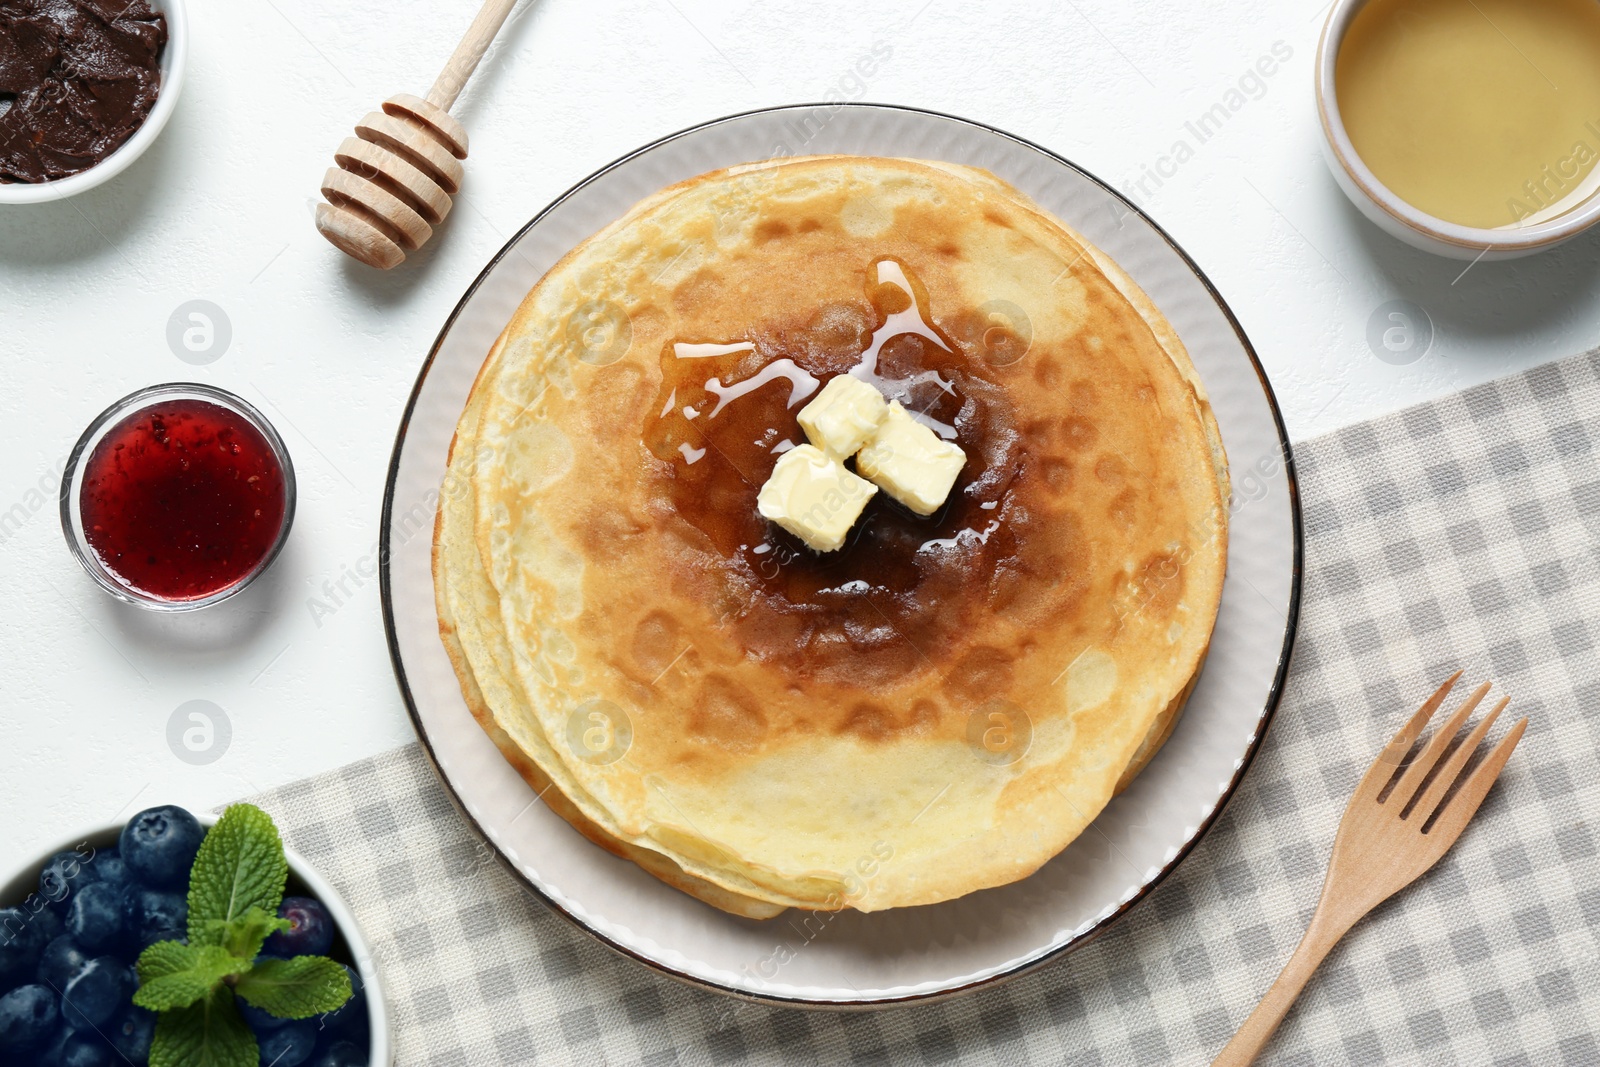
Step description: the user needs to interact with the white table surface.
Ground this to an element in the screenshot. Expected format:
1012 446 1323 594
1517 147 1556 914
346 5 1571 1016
3 0 1596 863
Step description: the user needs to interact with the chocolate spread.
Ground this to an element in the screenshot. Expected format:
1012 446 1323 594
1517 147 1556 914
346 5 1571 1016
0 0 167 184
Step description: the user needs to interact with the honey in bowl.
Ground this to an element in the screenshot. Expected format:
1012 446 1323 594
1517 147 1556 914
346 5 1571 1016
1336 0 1600 229
78 398 289 603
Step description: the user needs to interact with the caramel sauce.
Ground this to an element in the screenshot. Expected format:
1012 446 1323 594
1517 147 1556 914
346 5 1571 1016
643 261 1065 684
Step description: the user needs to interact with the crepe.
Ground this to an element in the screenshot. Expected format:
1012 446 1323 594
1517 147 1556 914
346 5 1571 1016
435 375 789 918
435 155 1228 914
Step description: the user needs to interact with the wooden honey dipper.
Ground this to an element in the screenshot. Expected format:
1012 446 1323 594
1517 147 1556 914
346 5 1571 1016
316 0 519 269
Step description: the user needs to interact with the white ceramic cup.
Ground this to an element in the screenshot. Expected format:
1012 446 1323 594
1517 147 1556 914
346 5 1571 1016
0 814 393 1066
0 0 188 205
1316 0 1600 260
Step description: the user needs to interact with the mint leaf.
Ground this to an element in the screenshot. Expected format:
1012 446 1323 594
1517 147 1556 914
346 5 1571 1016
195 906 291 960
137 940 199 982
234 956 352 1020
134 944 250 1013
187 804 287 947
150 987 257 1067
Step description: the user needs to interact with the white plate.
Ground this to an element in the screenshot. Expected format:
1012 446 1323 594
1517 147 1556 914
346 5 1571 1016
380 104 1301 1007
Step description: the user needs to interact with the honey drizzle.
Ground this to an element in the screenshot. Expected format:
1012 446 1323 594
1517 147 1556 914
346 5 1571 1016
641 259 1031 681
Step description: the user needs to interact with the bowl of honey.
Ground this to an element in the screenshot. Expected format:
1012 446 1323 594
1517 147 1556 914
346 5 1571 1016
1318 0 1600 259
60 383 296 611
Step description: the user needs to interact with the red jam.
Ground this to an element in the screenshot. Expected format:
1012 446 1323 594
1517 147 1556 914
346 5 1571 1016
79 399 288 601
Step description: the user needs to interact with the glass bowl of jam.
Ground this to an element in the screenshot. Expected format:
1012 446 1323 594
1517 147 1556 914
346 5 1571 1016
60 383 296 611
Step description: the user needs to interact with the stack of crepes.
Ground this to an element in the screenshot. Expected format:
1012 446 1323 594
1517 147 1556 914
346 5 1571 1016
434 156 1228 918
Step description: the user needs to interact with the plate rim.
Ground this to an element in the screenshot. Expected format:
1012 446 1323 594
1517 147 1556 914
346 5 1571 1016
378 101 1304 1010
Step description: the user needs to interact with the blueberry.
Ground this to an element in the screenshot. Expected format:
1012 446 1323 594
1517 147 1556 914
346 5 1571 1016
26 1027 71 1067
85 852 131 893
238 998 289 1033
60 958 134 1032
30 908 65 947
105 1004 155 1065
0 984 60 1050
36 937 91 991
121 887 187 951
263 898 334 959
59 1030 113 1067
333 1001 368 1048
256 1021 317 1067
313 964 365 1038
0 907 52 985
119 807 204 890
307 1040 368 1067
38 852 98 909
65 885 125 955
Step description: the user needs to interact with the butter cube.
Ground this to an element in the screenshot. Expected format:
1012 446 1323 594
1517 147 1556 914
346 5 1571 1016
856 402 967 516
797 374 888 459
757 444 877 552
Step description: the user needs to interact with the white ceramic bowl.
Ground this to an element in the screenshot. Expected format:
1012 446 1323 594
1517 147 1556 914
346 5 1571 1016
0 0 187 205
1316 0 1600 260
0 813 392 1065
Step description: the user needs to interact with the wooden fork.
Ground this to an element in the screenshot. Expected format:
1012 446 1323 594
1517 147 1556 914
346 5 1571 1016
1214 672 1526 1065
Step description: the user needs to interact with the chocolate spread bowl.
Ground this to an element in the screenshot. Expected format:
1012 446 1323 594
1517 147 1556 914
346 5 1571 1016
0 0 188 204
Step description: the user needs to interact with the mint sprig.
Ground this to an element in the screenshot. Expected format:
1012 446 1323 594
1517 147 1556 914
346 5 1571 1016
201 905 292 961
134 804 357 1067
186 803 287 946
151 989 256 1067
236 956 352 1019
134 944 250 1012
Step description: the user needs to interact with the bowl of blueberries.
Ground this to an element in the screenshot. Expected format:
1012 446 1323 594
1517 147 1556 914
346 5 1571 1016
0 805 390 1066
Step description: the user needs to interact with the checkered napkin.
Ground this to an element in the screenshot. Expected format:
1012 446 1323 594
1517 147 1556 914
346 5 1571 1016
249 350 1600 1066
